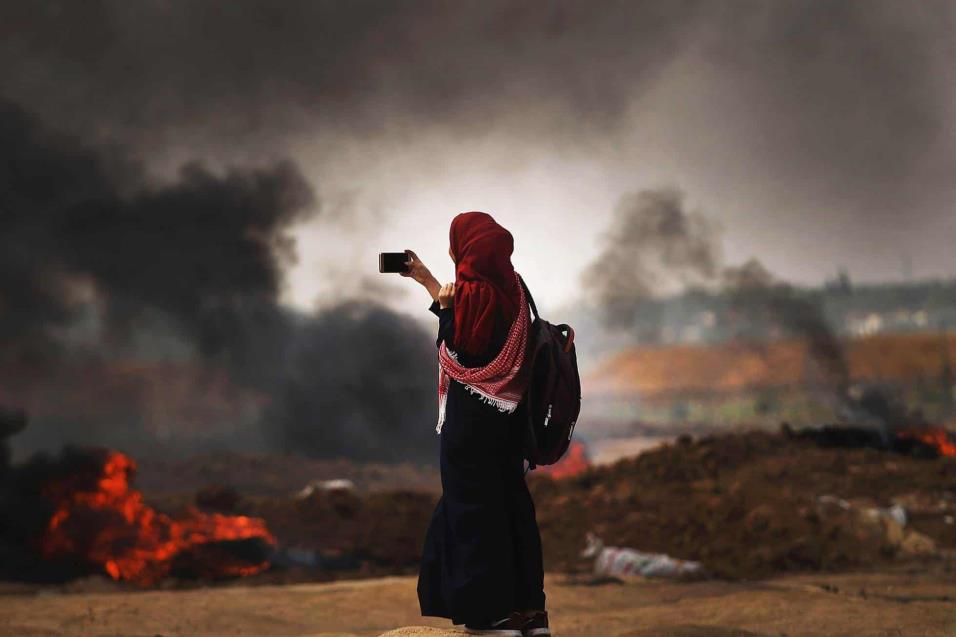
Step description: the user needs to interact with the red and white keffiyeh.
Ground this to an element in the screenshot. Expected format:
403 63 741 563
436 270 531 433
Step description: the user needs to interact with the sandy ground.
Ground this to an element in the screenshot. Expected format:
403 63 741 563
1 571 955 637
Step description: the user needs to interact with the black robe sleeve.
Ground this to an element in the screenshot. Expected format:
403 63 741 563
429 299 455 349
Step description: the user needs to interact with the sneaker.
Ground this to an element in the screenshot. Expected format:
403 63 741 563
465 612 526 636
522 610 551 637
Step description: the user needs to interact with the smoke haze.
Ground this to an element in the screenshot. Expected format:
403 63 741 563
581 186 851 408
1 0 954 458
582 188 721 327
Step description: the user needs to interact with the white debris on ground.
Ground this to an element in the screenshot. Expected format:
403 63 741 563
271 545 321 568
295 478 356 499
582 532 703 579
815 494 937 556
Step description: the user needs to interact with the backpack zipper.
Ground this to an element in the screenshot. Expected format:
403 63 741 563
543 404 552 428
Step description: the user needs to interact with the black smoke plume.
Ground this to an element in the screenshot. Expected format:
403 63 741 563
582 187 720 331
0 99 312 364
1 99 437 462
263 301 438 461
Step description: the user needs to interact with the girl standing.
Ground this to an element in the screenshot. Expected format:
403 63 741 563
402 212 549 636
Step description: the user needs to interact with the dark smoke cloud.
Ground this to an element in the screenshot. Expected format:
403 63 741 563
264 301 438 461
1 0 953 290
582 187 720 328
2 2 950 166
697 1 949 201
726 280 851 408
0 99 438 462
0 1 696 151
0 98 312 367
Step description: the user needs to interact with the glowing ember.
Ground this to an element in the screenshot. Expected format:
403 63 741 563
41 449 275 584
536 441 591 479
897 427 956 457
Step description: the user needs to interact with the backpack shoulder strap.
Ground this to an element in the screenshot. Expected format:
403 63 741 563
517 273 540 321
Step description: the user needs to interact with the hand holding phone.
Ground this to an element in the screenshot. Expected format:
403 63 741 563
400 249 435 286
387 250 442 302
381 249 427 281
379 252 410 274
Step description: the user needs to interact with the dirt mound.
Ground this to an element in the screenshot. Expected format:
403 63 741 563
137 451 440 497
531 430 956 578
140 430 956 584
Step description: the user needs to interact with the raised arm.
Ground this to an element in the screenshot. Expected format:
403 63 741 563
401 249 442 302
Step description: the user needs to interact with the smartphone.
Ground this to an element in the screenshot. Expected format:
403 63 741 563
379 252 410 274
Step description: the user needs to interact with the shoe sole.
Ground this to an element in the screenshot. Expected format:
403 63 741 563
465 630 523 636
524 629 551 637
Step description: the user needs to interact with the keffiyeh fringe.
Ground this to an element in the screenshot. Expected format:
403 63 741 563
437 380 520 434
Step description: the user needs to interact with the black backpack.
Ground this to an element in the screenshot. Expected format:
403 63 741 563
518 275 582 470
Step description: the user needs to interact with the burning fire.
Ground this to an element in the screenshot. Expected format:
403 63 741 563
537 441 592 479
41 449 275 584
897 427 956 457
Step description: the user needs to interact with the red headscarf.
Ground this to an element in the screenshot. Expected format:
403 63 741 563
449 211 521 356
436 213 531 432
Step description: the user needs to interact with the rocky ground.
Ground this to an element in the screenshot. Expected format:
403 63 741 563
2 570 955 637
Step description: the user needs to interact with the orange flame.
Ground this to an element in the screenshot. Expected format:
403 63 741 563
897 427 956 457
536 441 591 479
41 450 275 584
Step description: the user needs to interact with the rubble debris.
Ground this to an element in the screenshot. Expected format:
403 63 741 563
582 532 702 578
899 531 936 556
530 430 956 579
295 478 356 499
865 503 907 528
240 489 437 577
814 494 937 556
269 545 361 571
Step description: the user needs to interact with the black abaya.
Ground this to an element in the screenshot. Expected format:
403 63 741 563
417 299 546 626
